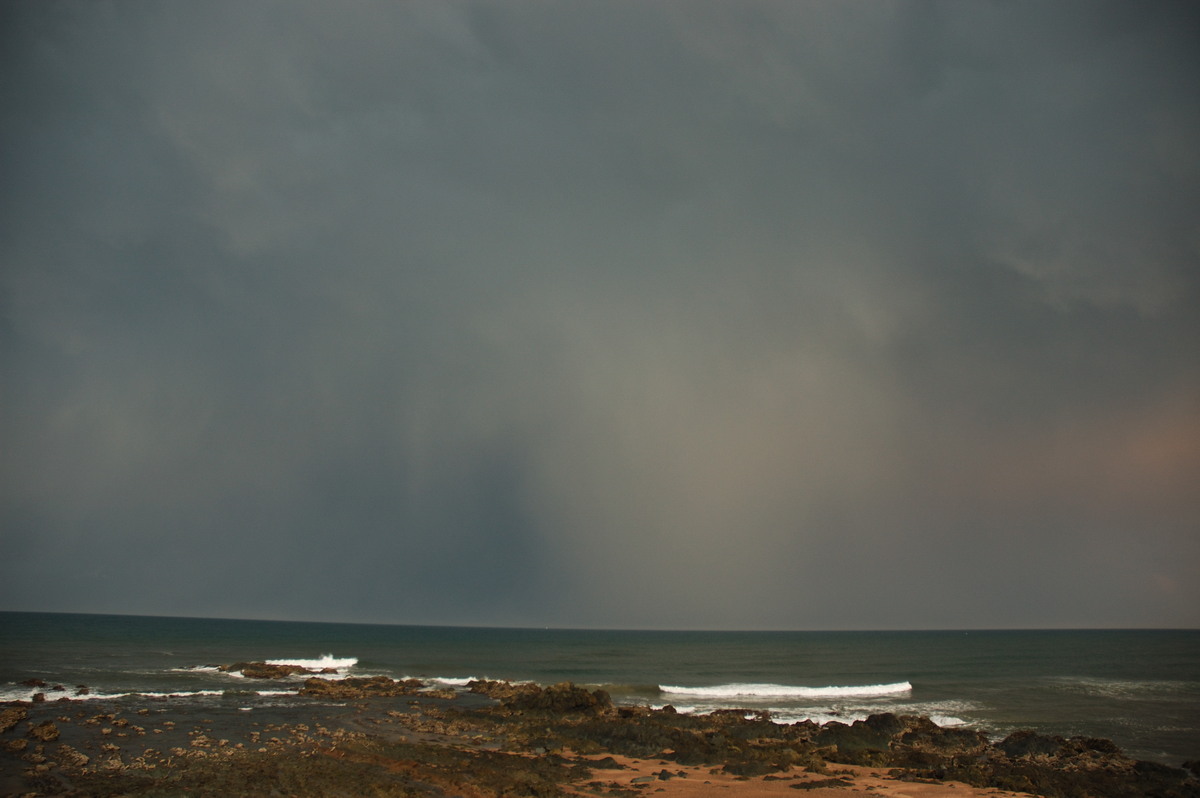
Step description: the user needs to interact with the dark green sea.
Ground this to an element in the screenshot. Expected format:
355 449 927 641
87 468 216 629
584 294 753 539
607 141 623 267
1 613 1196 766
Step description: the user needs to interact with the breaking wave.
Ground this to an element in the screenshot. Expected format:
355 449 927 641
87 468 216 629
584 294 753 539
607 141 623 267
264 654 357 671
424 676 477 687
0 686 302 702
659 681 912 699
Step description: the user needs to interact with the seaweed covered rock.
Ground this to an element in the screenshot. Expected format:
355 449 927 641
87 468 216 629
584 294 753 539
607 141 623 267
298 676 425 698
509 682 612 714
502 699 822 776
468 679 541 703
469 680 612 715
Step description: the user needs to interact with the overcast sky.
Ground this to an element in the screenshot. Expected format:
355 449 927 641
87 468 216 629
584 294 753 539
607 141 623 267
2 1 1197 631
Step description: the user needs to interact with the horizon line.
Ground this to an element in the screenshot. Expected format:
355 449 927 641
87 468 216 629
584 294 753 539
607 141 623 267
2 608 1196 635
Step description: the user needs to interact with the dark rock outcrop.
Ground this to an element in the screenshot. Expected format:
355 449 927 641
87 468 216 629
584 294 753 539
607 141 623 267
298 676 425 698
997 729 1067 759
468 680 612 715
509 682 612 715
218 662 319 679
467 679 539 703
800 713 1199 797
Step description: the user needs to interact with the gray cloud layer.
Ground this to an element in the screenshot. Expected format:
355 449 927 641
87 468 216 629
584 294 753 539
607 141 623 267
2 1 1198 629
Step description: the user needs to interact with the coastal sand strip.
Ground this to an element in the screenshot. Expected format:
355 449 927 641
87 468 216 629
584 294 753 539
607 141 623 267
567 757 1037 798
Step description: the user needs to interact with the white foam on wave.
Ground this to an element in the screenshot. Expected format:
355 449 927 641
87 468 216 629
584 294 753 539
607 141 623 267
659 681 913 700
127 690 228 699
0 688 226 702
425 676 477 687
1050 677 1196 701
929 714 970 727
0 686 309 703
264 654 357 671
769 710 969 727
770 710 853 726
0 687 43 703
119 689 299 699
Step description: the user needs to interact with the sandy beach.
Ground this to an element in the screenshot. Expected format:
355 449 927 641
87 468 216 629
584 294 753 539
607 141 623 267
562 755 1034 798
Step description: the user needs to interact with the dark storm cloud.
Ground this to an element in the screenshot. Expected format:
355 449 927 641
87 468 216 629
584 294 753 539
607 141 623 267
2 1 1197 629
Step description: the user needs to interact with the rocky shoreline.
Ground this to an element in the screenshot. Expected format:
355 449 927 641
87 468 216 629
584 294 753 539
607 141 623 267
2 670 1197 797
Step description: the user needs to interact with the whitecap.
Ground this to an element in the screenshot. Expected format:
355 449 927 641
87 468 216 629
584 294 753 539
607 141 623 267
659 681 912 700
425 676 477 687
264 654 357 671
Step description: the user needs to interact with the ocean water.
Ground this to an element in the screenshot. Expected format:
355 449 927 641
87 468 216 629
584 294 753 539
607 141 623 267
1 613 1196 766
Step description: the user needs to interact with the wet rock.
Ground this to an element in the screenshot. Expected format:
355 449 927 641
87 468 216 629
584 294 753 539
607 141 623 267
31 692 46 703
0 706 29 734
813 719 893 760
219 661 317 679
899 721 989 756
1074 736 1122 755
997 729 1066 759
468 679 540 702
56 744 90 768
28 721 60 742
19 678 47 688
518 682 612 714
471 680 612 715
862 712 907 737
298 676 425 698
